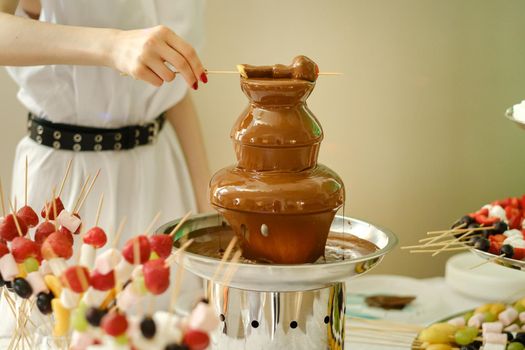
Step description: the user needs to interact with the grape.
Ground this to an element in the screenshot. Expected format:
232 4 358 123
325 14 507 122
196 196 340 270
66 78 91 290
463 326 478 338
23 257 39 273
455 328 475 346
463 311 474 322
72 304 88 332
508 342 525 350
483 311 497 322
114 334 128 345
514 301 525 313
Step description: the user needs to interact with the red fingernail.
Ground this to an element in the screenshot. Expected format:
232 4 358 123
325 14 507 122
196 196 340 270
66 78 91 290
200 73 208 84
192 81 198 90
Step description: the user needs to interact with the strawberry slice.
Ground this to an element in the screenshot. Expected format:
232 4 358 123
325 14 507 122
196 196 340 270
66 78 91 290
61 266 90 293
89 269 115 291
149 234 173 259
11 236 39 263
122 236 151 264
101 311 128 336
83 227 107 249
40 197 65 220
143 258 170 295
17 206 39 228
35 221 56 245
41 232 73 260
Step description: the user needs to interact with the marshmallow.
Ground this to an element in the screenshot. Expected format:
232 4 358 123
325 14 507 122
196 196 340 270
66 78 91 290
489 205 507 222
503 229 522 238
520 311 525 323
94 249 121 275
498 307 518 326
60 288 81 309
83 287 108 308
468 313 485 328
39 260 52 276
57 210 82 234
26 271 49 296
188 302 220 333
115 259 134 284
504 324 520 332
48 258 68 276
483 344 506 350
482 321 503 334
71 331 94 350
447 316 465 327
154 311 183 344
116 285 142 310
0 254 19 281
483 333 508 344
512 100 525 123
503 237 525 248
79 244 96 268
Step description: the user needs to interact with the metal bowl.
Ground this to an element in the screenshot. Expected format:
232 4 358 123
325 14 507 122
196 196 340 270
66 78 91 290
157 213 398 292
470 247 525 271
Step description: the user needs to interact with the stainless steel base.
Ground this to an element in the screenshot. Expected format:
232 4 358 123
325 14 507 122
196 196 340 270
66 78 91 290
208 282 346 350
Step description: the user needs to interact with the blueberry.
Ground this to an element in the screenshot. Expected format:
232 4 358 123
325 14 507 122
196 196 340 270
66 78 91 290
468 223 480 230
469 236 481 246
13 278 32 299
506 331 515 341
453 216 475 228
0 272 5 287
85 307 106 327
5 280 13 291
36 292 53 315
500 244 514 258
164 344 189 350
516 332 525 345
140 316 156 339
474 237 490 252
493 221 508 234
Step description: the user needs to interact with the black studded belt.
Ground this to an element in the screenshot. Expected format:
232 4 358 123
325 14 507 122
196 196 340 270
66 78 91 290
27 113 166 152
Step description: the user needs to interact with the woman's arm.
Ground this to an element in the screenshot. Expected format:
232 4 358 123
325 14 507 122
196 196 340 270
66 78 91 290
165 93 212 213
0 4 207 87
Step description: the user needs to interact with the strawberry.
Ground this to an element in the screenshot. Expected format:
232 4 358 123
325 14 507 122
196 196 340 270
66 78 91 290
57 227 74 245
0 242 9 258
149 234 173 259
101 311 128 336
183 329 210 350
0 215 19 241
514 247 525 260
90 269 115 291
122 236 151 264
41 232 73 260
17 206 39 228
40 197 65 220
35 221 56 245
83 227 107 249
11 236 39 263
61 266 90 293
143 258 170 295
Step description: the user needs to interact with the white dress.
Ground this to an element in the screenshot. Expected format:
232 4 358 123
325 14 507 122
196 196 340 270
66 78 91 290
1 0 205 336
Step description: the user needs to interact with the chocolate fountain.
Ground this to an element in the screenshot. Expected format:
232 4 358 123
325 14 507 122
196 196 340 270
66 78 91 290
158 56 398 349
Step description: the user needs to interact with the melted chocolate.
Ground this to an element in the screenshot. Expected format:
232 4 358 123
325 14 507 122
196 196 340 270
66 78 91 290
238 56 319 82
209 56 345 264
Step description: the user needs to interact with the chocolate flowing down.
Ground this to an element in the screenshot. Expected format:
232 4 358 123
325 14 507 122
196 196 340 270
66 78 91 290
210 56 344 264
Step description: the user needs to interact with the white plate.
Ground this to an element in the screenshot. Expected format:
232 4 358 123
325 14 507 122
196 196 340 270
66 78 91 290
345 274 443 324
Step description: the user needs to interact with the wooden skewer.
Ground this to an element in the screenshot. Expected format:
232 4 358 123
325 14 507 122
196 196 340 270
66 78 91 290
402 241 468 249
144 211 162 235
8 199 23 237
76 266 89 292
169 211 192 238
410 246 469 253
418 223 467 245
207 236 238 299
0 177 6 217
469 254 506 270
165 239 194 267
75 168 101 213
206 70 343 76
58 158 73 198
220 249 242 287
169 251 186 313
432 229 473 257
52 187 58 230
72 175 91 213
24 156 28 207
95 193 104 227
112 217 127 248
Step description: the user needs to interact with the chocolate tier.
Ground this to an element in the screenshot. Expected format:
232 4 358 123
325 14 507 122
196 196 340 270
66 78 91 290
210 56 345 264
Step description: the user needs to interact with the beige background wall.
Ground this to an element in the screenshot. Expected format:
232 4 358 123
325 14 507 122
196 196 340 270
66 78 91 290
1 0 525 277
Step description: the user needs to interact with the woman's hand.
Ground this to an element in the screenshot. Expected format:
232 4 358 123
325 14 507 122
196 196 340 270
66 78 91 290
109 25 207 88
